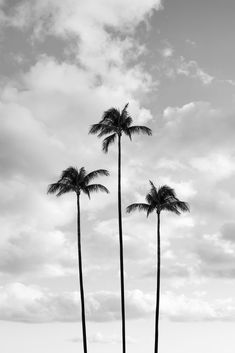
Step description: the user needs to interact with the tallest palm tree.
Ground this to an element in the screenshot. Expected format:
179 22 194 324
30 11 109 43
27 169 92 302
89 103 152 353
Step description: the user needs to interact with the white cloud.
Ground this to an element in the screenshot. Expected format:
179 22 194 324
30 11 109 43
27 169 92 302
0 229 75 277
5 0 161 90
2 283 235 323
163 101 217 124
161 56 214 85
0 283 154 322
0 0 235 331
8 0 162 36
0 98 65 180
0 39 155 279
0 282 78 322
0 0 158 237
191 154 235 181
161 291 235 321
176 56 214 85
0 0 156 283
0 55 154 182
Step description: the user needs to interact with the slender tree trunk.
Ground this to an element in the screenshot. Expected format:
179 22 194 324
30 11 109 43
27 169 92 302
118 134 126 353
154 211 161 353
77 194 88 353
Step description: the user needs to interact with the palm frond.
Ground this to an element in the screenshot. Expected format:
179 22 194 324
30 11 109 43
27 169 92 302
126 203 150 214
89 123 116 137
47 182 74 197
127 125 152 137
84 169 110 184
162 203 180 215
61 166 78 182
146 204 156 217
145 192 156 206
161 198 190 215
77 167 86 183
174 200 190 212
158 185 176 201
149 181 158 200
89 123 103 135
56 184 75 196
120 103 129 122
102 133 117 153
125 116 133 127
47 182 61 194
84 184 109 197
102 108 120 126
98 126 118 137
122 126 132 140
121 103 129 114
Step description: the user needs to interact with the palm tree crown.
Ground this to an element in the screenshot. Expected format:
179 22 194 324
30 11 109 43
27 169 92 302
89 103 152 151
47 166 109 198
126 181 189 215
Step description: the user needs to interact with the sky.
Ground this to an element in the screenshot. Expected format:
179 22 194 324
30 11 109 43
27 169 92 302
0 0 235 352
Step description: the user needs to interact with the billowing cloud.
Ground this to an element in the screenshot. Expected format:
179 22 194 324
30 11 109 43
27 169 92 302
159 54 214 85
3 0 161 94
191 154 235 181
0 283 154 322
176 57 214 85
6 0 162 37
2 283 235 323
0 0 234 337
0 98 65 180
0 47 155 278
0 229 75 277
0 0 158 287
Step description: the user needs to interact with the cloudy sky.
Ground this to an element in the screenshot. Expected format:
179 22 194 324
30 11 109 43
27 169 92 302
1 0 235 352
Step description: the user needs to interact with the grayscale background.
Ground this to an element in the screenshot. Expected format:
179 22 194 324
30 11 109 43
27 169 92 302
0 0 235 352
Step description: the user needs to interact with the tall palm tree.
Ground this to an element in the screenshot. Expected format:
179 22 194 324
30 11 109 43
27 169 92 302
126 181 189 353
89 103 152 353
47 167 109 353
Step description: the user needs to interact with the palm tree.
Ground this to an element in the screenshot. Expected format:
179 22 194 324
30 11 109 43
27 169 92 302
89 103 152 353
126 181 189 353
47 167 109 353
